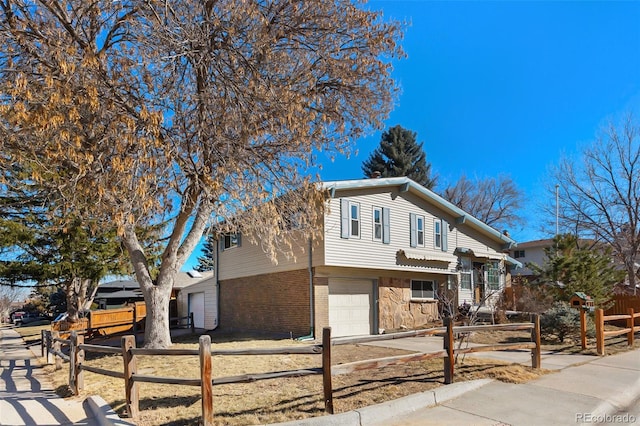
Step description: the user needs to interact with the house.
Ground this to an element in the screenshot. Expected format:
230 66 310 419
97 272 213 324
509 239 553 278
93 279 144 309
183 177 521 338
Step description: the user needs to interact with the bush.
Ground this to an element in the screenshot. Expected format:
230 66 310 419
540 302 581 343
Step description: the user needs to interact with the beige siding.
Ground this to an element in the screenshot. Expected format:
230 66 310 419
178 277 218 330
218 233 323 281
324 189 506 273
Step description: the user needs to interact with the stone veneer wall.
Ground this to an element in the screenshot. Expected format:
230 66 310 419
378 277 439 331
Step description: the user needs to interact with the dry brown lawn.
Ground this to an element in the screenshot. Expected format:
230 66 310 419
32 330 555 426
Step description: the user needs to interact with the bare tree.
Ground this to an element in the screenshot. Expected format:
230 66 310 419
0 1 404 347
550 115 640 295
0 285 25 323
442 174 524 232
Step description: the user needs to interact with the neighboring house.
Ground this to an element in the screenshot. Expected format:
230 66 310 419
509 239 553 278
94 280 144 309
98 272 213 325
198 177 521 338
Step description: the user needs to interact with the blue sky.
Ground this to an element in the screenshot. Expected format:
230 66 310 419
182 0 640 271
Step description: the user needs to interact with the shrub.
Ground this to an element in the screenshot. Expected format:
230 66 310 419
541 302 581 343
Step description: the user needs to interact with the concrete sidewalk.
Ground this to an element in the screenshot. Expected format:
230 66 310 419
0 325 135 426
275 338 640 426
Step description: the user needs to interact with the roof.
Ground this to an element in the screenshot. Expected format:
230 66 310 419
322 177 517 249
173 270 214 289
99 271 214 291
95 289 143 299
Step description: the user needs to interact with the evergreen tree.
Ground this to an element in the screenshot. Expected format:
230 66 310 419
362 125 436 189
196 233 215 272
528 234 624 308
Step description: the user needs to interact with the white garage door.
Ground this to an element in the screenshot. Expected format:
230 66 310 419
329 278 372 337
188 292 205 329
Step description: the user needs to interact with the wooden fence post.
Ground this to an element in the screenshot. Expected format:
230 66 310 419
45 330 53 365
580 308 587 350
69 331 78 394
596 308 604 356
628 308 634 347
322 327 334 414
53 331 62 370
121 335 139 419
190 312 195 333
531 314 541 369
443 317 454 384
41 330 46 358
199 335 213 426
132 304 138 336
76 333 84 392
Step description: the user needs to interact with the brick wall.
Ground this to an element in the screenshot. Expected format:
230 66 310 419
218 269 311 337
313 276 329 338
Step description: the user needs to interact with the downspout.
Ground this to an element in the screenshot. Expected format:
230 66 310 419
296 236 315 341
213 236 220 330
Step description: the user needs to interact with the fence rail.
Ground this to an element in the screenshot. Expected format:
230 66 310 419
593 308 640 355
42 315 540 425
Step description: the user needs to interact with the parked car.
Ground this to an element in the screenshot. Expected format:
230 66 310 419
16 312 49 326
11 311 25 325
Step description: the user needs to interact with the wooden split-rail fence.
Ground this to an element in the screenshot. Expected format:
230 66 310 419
578 308 640 355
42 315 541 425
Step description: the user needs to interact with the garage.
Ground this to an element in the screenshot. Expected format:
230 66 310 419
328 278 373 337
188 292 205 329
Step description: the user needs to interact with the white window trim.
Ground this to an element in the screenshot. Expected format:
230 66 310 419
416 215 425 247
372 206 382 241
350 201 361 238
410 279 437 301
434 219 442 249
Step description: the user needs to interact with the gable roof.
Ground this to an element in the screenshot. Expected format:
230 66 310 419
322 177 517 249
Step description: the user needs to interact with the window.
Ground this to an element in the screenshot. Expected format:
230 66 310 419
459 257 472 290
434 220 441 249
513 250 525 258
340 199 361 239
487 261 501 291
373 207 382 241
411 280 436 300
350 202 360 238
221 234 240 250
410 213 425 247
417 216 424 246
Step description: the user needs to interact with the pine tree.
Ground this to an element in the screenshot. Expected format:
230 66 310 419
528 234 624 308
362 125 436 189
195 233 215 272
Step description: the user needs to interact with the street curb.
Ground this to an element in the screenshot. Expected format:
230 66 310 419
83 395 136 426
271 379 494 425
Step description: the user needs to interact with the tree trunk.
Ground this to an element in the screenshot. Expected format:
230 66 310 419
141 283 173 349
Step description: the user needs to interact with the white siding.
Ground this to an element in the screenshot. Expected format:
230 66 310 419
178 277 218 330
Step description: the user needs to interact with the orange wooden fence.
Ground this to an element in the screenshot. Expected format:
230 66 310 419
594 308 640 355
